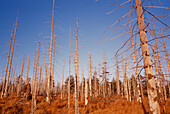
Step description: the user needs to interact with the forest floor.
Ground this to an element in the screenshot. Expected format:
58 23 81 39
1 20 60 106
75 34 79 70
0 93 170 114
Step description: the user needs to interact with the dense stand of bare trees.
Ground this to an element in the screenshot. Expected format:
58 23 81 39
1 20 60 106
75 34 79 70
0 0 169 114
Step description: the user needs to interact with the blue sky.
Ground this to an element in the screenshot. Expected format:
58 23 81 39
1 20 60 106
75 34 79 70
0 0 169 84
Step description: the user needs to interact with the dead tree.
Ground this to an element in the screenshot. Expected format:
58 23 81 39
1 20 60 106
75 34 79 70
89 52 92 98
32 41 40 112
116 57 120 95
47 0 55 103
4 13 18 97
38 67 42 95
75 17 79 114
26 52 30 85
1 25 14 98
161 29 169 99
85 78 88 106
17 58 25 97
81 68 84 101
51 35 56 92
68 27 71 108
135 0 160 113
61 61 65 99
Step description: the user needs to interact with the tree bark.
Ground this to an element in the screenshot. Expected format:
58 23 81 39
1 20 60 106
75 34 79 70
135 0 160 113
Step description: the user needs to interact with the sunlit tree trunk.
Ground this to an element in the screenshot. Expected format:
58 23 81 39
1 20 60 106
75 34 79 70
135 0 160 113
81 68 84 101
85 78 88 106
161 29 169 99
17 58 25 97
4 14 18 97
38 67 42 95
116 58 120 95
61 61 65 99
47 0 55 103
75 17 79 114
51 35 56 93
68 27 71 108
26 52 30 85
89 52 92 99
1 25 14 98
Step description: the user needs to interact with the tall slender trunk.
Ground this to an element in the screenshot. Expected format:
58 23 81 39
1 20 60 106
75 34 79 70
68 27 71 108
103 50 106 98
116 57 120 95
51 35 56 92
17 58 25 97
124 55 129 100
26 52 30 85
129 14 139 100
89 52 92 98
4 13 19 97
47 0 55 103
61 61 65 99
161 29 169 99
98 64 101 96
85 78 88 106
81 68 84 101
75 17 79 114
1 25 14 98
38 67 42 95
94 67 97 97
135 0 160 113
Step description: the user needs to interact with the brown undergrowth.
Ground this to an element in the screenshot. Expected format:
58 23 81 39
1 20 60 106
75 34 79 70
0 93 169 114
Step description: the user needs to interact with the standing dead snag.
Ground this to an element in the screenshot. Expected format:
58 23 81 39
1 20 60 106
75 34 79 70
85 78 88 106
17 58 25 97
38 67 42 95
161 29 170 97
4 13 19 97
26 52 30 85
116 57 120 95
89 52 92 98
47 0 55 103
51 35 56 93
74 17 79 114
32 41 40 112
135 0 160 113
1 25 14 98
68 27 71 108
81 68 84 101
61 61 65 99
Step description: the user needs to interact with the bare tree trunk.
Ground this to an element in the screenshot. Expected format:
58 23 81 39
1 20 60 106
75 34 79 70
81 69 84 101
85 78 88 106
135 0 160 113
4 13 18 97
98 64 101 96
94 67 97 97
47 0 55 103
51 35 56 93
38 67 42 95
129 15 138 100
26 52 30 85
11 66 16 97
1 25 14 98
154 35 167 101
61 61 65 99
116 58 120 95
75 17 79 114
161 29 169 99
124 55 129 100
68 27 71 108
17 58 25 97
89 52 92 98
103 50 106 98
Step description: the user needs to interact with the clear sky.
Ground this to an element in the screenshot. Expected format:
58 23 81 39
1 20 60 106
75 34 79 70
0 0 169 84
